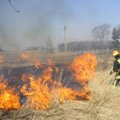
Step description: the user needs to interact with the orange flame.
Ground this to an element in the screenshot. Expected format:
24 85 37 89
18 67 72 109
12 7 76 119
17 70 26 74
21 67 53 110
69 52 97 100
0 76 20 110
20 53 28 59
55 87 76 102
54 82 91 102
20 52 97 110
20 52 42 68
70 52 97 84
0 52 97 110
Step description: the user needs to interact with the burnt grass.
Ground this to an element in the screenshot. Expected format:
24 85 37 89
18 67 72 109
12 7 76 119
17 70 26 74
0 64 82 105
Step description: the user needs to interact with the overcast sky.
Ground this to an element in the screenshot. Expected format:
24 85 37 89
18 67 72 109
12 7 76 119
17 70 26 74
0 0 120 50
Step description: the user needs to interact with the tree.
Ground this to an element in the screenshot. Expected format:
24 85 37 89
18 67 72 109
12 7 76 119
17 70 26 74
8 0 20 13
112 26 120 49
92 24 110 50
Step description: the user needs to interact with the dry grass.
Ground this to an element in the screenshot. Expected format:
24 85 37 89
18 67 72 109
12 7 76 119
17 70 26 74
0 51 120 120
1 50 77 67
0 69 120 120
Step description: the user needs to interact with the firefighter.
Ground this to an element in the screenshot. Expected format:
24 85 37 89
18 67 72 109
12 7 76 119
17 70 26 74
110 50 120 87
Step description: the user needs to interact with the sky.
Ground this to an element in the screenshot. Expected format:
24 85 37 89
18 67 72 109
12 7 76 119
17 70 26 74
0 0 120 50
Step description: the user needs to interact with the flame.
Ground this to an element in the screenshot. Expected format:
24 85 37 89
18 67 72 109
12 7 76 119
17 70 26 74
54 82 91 102
70 52 97 84
47 59 60 73
20 53 28 59
0 52 97 110
20 52 97 110
20 67 53 110
69 52 97 100
0 76 20 110
75 86 91 100
33 59 42 69
55 87 76 102
20 52 41 68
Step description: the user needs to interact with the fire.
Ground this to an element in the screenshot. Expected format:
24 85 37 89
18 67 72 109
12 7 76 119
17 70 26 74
70 52 97 84
32 59 41 69
55 87 76 102
20 53 28 59
0 76 20 110
75 86 91 100
20 67 53 110
20 52 41 68
69 52 97 100
0 90 20 110
20 52 97 110
0 52 97 110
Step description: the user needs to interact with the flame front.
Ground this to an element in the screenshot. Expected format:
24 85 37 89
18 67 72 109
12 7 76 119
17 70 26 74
69 52 97 100
0 52 97 110
70 52 97 84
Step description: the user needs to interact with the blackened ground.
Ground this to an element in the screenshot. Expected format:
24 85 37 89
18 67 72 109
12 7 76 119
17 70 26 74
0 64 82 90
0 64 82 104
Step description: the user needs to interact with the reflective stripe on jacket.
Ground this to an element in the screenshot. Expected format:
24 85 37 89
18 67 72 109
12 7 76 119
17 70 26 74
117 59 120 64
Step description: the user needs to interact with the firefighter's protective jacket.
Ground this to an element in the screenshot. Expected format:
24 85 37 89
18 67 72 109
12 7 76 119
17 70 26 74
113 55 120 79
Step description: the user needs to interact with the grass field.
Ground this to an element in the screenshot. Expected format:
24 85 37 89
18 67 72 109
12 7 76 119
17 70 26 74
0 50 120 120
0 50 78 67
0 70 119 120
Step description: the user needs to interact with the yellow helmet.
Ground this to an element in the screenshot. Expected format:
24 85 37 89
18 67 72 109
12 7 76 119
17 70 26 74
112 50 119 56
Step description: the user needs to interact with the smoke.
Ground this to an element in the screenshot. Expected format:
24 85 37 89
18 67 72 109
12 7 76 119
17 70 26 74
0 18 19 50
0 0 73 50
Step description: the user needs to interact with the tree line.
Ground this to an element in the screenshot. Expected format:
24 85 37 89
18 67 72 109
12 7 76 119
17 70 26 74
58 24 120 52
6 1 120 51
37 24 120 52
92 24 120 50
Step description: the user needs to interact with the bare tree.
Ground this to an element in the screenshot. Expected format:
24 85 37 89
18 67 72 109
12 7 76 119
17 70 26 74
112 25 120 49
8 0 20 13
92 24 110 50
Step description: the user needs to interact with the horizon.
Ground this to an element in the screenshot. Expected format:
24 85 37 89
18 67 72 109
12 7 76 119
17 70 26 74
0 0 120 50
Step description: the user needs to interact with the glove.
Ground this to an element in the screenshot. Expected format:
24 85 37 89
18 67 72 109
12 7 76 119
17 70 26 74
109 71 113 75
